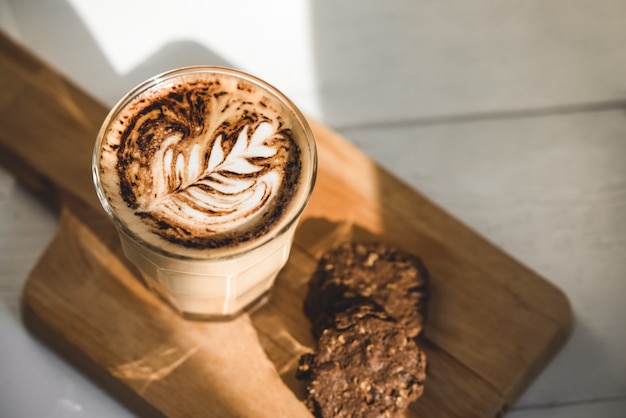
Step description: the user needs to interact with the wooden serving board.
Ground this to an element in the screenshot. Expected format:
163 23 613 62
0 31 572 417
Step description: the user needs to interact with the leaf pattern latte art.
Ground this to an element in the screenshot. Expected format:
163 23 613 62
147 123 281 232
112 78 302 249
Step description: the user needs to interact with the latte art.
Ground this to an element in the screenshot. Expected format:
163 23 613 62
98 72 305 253
143 123 282 235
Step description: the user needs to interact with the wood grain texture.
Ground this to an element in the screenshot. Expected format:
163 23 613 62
0 31 572 417
24 202 312 418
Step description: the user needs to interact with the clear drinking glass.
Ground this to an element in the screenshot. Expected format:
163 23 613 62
93 66 317 319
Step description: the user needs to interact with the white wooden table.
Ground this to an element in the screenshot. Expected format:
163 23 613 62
1 1 625 416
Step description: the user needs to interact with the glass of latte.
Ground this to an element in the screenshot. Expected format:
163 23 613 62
93 66 317 319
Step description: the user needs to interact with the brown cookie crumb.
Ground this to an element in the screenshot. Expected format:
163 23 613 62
298 302 427 418
305 242 430 338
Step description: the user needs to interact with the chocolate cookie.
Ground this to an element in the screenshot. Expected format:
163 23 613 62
305 242 429 337
297 302 427 418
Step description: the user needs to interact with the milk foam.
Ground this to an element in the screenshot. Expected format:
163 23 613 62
146 123 281 234
96 70 312 257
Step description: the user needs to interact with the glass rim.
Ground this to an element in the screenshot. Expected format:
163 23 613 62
92 65 317 261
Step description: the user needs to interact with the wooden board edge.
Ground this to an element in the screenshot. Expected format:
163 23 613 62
507 295 574 406
0 131 62 209
20 271 165 418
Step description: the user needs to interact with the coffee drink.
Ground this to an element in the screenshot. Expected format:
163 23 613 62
93 67 317 317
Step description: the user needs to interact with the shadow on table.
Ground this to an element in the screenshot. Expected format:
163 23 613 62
7 0 232 108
